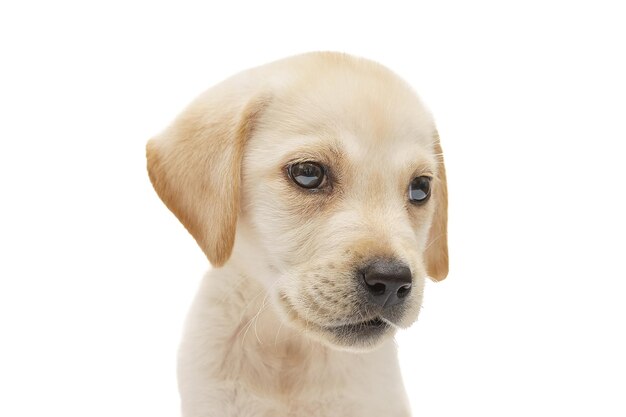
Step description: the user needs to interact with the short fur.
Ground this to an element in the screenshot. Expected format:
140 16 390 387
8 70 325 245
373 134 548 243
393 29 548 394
147 52 448 417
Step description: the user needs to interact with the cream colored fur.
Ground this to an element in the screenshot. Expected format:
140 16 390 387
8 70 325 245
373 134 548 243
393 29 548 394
147 52 448 417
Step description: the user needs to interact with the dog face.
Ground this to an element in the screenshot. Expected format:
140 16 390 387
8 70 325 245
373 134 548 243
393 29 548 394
147 52 448 351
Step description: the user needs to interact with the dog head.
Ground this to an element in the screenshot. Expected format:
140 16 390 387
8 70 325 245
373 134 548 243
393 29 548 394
147 52 448 351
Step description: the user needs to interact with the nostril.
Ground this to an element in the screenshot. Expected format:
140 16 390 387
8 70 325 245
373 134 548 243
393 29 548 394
368 282 386 296
396 283 412 298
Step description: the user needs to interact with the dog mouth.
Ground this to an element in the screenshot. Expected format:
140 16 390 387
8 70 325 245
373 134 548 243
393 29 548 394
316 313 393 344
326 317 387 331
323 316 392 341
278 293 396 348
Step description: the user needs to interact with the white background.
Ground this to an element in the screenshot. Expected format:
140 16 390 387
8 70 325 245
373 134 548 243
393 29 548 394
1 1 625 416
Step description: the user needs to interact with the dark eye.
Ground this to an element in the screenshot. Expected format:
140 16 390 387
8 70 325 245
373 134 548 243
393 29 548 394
408 176 431 204
288 162 326 189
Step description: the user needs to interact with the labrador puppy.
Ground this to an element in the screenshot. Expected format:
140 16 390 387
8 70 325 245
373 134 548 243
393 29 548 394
147 52 448 417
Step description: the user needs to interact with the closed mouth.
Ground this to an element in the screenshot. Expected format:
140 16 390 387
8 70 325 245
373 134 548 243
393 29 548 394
278 294 394 347
328 317 386 330
324 317 391 342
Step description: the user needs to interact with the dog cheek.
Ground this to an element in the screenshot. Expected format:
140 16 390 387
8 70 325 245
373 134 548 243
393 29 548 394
240 198 303 265
283 265 360 321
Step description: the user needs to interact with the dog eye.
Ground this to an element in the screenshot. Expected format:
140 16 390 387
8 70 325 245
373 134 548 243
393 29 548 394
408 176 431 204
288 162 326 189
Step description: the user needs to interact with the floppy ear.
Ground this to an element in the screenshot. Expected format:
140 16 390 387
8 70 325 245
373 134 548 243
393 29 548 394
425 134 449 281
146 87 267 267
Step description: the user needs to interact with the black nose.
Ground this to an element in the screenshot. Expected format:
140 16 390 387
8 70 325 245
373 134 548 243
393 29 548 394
362 260 412 307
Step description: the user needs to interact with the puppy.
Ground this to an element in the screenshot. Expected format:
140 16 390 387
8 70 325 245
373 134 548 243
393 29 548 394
147 52 448 417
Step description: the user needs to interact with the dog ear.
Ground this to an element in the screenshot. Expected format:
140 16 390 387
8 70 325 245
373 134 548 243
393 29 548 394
425 134 449 281
146 86 267 267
